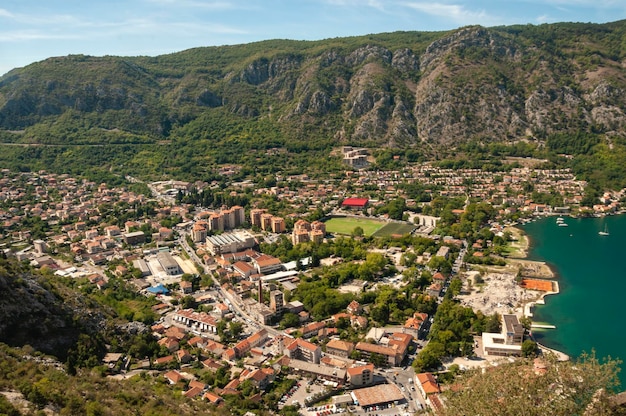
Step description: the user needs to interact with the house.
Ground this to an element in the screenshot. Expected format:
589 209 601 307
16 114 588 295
346 300 362 315
158 337 180 352
244 368 275 390
176 349 192 364
204 392 223 405
180 280 193 294
301 321 326 338
154 355 175 366
416 373 441 396
183 386 204 399
164 370 184 384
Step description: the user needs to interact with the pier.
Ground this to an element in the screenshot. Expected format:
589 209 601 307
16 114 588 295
531 324 556 329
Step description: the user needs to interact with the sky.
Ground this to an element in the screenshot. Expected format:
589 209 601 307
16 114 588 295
1 0 625 76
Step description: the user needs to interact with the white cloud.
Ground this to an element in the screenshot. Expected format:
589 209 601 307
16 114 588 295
401 2 498 25
142 0 238 10
0 8 15 19
324 0 386 12
535 14 553 24
0 30 81 42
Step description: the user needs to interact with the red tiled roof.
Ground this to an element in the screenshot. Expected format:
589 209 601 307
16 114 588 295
341 197 369 207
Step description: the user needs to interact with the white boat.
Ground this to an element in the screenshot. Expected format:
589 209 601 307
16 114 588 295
557 217 564 222
599 225 609 236
558 223 568 227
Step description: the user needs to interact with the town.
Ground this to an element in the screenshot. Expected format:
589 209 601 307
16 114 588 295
0 149 624 415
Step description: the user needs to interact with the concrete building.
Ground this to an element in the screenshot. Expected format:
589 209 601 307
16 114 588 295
326 339 354 358
157 251 181 275
347 363 374 387
206 231 256 255
482 314 525 357
269 290 284 314
123 231 146 245
284 338 322 364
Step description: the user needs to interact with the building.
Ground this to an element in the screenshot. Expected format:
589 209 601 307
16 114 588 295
191 222 207 243
482 314 525 357
157 251 181 275
132 259 151 277
347 300 362 315
416 373 441 396
341 198 369 210
174 309 218 334
301 321 326 339
342 147 369 169
326 339 354 358
123 231 146 245
284 338 322 364
269 290 284 314
253 254 282 275
355 333 412 367
250 209 265 228
206 231 256 255
284 357 346 384
33 239 47 255
271 217 286 233
350 384 404 409
347 363 375 387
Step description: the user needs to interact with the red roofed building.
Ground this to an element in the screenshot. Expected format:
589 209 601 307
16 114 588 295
347 363 375 387
341 197 369 209
417 372 441 396
284 338 322 364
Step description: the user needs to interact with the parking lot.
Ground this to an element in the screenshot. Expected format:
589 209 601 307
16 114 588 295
278 378 327 409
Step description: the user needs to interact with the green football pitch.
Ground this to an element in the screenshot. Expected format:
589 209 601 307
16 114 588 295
324 217 385 236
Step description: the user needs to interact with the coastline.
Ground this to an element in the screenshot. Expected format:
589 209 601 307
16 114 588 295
510 224 570 361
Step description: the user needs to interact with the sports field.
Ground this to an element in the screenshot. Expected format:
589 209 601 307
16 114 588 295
324 217 385 236
372 222 416 238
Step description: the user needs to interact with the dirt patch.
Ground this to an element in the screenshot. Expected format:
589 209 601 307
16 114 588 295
507 259 554 278
459 271 542 316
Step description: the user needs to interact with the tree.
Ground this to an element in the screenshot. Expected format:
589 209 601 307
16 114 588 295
279 312 300 329
229 321 244 340
521 339 538 357
352 226 364 237
441 353 621 416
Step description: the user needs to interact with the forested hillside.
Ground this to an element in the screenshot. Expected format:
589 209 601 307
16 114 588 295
0 21 625 186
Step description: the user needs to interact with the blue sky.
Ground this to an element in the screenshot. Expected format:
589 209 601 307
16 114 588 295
1 0 624 76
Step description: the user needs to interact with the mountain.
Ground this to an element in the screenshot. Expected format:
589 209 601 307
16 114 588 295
0 21 625 177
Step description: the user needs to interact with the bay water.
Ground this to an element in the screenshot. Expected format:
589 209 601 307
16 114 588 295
521 214 626 384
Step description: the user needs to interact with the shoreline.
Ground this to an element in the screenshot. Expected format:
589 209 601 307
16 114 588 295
510 223 570 361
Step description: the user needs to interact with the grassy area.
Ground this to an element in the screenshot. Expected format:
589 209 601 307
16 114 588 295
372 222 416 238
324 216 385 236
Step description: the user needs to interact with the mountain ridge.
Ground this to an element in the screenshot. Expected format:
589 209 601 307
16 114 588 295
0 21 625 176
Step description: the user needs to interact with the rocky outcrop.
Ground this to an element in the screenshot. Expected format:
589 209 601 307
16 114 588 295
1 22 626 148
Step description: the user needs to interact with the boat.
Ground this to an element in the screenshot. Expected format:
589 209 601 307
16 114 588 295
599 225 609 236
558 223 568 227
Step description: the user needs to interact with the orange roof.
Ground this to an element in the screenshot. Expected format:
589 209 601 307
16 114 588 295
417 372 441 394
347 363 374 376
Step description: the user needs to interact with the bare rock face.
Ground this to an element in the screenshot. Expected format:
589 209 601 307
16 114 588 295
392 48 419 74
2 22 626 149
345 45 392 66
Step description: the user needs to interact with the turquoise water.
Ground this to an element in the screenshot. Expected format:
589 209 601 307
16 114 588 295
522 215 626 383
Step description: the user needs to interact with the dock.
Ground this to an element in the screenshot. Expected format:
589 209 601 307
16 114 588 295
531 324 556 329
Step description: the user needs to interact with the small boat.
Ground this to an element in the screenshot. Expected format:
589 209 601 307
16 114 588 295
599 225 609 236
557 217 564 222
558 223 568 227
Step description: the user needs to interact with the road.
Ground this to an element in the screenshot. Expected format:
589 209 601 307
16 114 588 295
177 231 282 337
